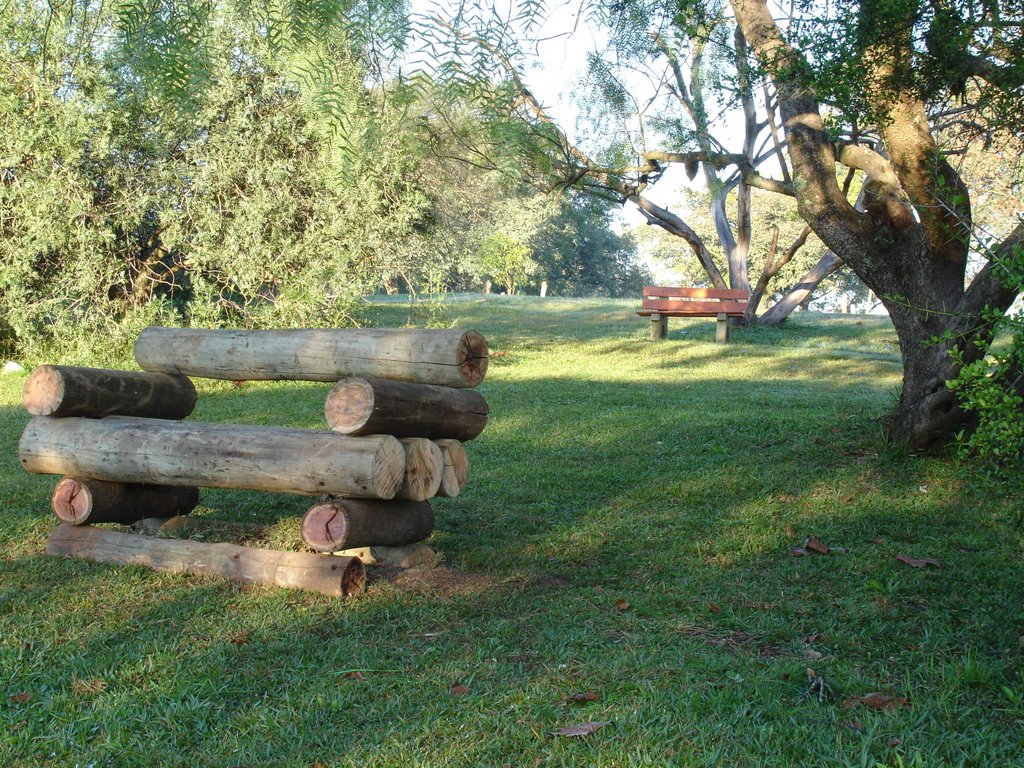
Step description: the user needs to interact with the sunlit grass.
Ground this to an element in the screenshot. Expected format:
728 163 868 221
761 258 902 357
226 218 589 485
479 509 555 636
1 297 1021 767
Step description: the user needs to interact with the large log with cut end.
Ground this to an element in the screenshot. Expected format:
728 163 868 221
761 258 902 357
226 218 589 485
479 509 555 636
19 417 405 499
395 438 443 501
300 499 434 552
45 524 365 597
433 439 469 498
51 477 200 525
324 377 489 440
23 365 197 419
134 328 489 388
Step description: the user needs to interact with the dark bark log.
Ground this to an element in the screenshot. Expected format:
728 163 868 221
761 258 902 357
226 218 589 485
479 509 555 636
51 477 200 525
19 416 406 499
23 365 196 419
300 499 434 552
134 327 489 388
324 377 488 440
433 439 469 499
45 523 365 597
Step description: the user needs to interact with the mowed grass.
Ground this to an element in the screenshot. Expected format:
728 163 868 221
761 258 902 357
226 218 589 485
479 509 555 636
1 296 1022 767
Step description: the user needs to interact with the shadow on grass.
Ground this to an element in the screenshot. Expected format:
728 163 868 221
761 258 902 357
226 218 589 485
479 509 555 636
3 325 1021 766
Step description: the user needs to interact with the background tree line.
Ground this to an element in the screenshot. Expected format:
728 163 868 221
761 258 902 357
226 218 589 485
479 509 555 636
0 0 645 362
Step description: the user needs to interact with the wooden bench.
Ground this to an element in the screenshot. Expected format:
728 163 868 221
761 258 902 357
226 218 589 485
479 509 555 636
637 286 750 343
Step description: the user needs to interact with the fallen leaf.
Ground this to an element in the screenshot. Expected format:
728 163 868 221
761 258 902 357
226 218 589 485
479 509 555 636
491 350 509 357
613 599 631 611
229 632 250 646
449 683 470 695
9 692 30 704
805 536 830 554
872 537 887 545
805 649 823 661
789 547 809 557
707 602 721 615
343 671 366 681
842 692 909 711
885 737 903 748
551 721 611 737
567 692 599 704
895 554 941 568
784 523 796 538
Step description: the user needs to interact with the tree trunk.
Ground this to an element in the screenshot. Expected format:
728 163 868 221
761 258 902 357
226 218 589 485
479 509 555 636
324 377 488 440
300 499 434 552
433 438 469 498
45 523 366 597
23 365 197 419
134 327 489 388
758 252 844 326
51 477 200 525
19 416 406 499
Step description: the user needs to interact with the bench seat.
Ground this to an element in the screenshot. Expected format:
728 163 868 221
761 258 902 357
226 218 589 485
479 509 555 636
637 286 750 342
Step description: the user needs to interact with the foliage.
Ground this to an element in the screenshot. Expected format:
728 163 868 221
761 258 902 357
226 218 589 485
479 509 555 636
947 246 1024 477
0 0 642 362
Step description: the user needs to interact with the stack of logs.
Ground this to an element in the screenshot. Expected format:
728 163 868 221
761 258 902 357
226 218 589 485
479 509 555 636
17 327 489 597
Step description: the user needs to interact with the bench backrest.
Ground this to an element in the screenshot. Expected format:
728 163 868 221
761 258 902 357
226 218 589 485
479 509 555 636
641 286 750 317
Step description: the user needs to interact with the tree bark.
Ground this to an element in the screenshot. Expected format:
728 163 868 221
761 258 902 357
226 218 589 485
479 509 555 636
300 499 434 552
23 365 197 419
758 252 844 326
45 524 366 597
19 416 406 499
395 438 443 501
433 439 469 498
51 477 200 525
324 377 488 440
134 327 489 388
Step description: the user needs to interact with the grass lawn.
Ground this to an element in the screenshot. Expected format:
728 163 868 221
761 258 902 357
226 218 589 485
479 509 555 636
1 296 1022 767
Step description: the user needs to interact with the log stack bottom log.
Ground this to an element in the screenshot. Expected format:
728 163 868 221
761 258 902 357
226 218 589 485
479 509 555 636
46 524 365 597
52 477 200 525
301 499 434 553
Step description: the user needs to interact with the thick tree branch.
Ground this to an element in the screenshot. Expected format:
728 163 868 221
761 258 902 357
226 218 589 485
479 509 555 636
730 0 871 255
628 195 728 289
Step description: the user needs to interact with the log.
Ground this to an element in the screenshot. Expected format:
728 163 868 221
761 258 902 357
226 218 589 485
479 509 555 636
300 499 434 552
324 377 489 440
45 524 365 597
134 327 489 388
23 365 197 419
51 477 200 525
19 417 406 499
433 439 469 498
396 438 443 501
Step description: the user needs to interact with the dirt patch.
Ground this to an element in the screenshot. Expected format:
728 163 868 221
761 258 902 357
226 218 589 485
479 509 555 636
372 566 500 598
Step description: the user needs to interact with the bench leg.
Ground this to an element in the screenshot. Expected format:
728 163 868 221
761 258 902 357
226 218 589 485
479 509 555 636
716 313 729 343
651 314 668 341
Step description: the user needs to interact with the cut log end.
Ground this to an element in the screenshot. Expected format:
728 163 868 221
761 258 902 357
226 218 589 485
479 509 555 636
459 331 489 388
324 379 375 434
397 438 443 501
51 476 89 524
22 365 64 416
301 498 435 552
334 556 366 596
434 439 469 498
373 436 408 499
